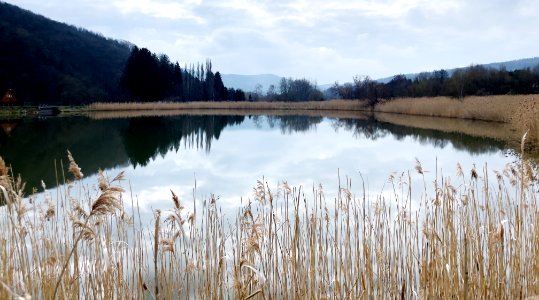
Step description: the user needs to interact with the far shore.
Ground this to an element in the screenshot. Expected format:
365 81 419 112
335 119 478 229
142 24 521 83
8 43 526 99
88 95 538 148
2 95 537 153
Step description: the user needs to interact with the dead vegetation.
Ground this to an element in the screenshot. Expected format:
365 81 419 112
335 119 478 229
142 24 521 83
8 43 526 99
0 143 538 298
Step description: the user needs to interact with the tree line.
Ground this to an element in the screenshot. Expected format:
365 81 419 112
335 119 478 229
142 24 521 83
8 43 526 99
119 48 327 103
247 78 323 102
331 65 539 105
120 47 245 102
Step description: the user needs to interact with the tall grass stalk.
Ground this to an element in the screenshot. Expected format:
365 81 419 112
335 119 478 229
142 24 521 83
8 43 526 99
0 152 538 298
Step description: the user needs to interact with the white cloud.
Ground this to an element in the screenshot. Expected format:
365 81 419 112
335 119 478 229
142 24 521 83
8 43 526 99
110 0 205 22
6 0 539 83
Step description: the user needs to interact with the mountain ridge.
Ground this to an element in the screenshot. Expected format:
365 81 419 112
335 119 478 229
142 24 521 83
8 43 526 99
376 57 539 83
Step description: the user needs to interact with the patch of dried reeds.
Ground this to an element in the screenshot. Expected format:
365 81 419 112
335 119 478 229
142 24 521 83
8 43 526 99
376 95 539 146
88 99 370 113
0 148 538 298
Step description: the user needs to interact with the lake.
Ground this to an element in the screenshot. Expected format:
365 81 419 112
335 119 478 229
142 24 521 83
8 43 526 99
0 112 514 219
2 111 536 298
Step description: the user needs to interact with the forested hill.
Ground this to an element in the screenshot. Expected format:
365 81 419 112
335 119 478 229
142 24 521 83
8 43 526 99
0 2 132 105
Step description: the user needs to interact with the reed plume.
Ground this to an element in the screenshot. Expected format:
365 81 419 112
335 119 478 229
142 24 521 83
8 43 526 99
67 150 83 180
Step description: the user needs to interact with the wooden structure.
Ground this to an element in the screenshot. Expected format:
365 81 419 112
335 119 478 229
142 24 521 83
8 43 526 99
1 89 19 105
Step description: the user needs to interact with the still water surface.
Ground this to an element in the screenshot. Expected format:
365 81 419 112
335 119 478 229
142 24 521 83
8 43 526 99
0 114 513 219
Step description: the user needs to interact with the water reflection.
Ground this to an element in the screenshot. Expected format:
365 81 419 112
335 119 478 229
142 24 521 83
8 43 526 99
0 114 507 192
335 118 505 154
262 115 323 134
123 115 245 167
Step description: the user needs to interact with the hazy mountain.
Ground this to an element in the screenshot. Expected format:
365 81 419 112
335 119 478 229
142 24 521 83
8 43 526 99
221 74 283 92
377 57 539 83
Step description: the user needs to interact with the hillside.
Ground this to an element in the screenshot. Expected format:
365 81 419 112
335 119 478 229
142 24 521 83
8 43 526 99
0 2 132 104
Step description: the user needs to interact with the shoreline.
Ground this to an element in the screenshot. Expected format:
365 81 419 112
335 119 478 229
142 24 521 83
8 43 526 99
87 95 538 149
3 95 538 153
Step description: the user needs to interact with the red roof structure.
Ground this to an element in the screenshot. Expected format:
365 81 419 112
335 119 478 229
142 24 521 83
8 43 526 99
1 89 18 104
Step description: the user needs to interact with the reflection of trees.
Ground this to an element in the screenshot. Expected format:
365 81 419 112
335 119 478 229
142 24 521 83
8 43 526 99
0 115 245 190
265 115 323 134
122 115 245 167
333 118 389 140
332 118 505 154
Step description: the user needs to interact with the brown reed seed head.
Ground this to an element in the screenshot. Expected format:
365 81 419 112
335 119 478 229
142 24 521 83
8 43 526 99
415 158 423 174
90 187 124 215
67 150 84 180
171 190 182 210
0 156 8 176
97 169 108 191
111 171 125 182
471 165 478 180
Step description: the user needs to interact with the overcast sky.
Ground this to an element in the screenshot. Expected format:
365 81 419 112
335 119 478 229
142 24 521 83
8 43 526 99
6 0 539 84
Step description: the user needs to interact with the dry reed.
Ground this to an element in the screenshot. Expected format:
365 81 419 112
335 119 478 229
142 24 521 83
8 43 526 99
87 95 539 152
0 148 538 298
375 95 539 146
88 99 370 112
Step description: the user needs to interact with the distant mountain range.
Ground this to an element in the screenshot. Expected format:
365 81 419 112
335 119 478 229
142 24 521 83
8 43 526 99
222 74 337 92
223 57 539 92
376 57 539 83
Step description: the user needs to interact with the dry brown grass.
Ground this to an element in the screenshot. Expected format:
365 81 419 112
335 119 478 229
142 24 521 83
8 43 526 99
374 112 514 143
375 95 521 122
88 108 372 120
376 95 539 150
88 95 539 150
88 99 370 112
1 146 538 298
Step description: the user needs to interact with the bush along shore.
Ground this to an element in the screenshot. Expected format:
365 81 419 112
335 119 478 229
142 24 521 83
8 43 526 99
0 141 538 298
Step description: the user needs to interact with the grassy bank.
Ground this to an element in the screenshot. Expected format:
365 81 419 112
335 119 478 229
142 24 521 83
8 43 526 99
374 95 539 147
88 99 371 112
1 149 538 298
89 95 539 143
0 107 34 118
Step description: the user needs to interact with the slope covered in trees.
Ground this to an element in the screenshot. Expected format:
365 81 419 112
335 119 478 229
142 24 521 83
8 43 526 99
0 2 132 105
0 2 244 104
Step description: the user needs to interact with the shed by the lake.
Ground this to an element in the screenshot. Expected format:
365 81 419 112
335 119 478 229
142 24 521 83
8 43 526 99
1 89 19 105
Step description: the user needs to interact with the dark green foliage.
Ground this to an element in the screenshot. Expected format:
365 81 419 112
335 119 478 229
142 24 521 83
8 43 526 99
213 72 228 101
0 2 131 104
120 47 185 101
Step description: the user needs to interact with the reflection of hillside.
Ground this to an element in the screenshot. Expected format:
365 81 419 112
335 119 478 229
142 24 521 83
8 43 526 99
334 117 506 154
0 117 130 190
0 115 245 190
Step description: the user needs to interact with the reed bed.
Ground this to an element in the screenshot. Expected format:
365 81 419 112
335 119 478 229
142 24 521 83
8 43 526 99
375 95 520 122
0 149 538 299
88 108 371 121
88 95 539 148
88 100 370 113
376 95 539 145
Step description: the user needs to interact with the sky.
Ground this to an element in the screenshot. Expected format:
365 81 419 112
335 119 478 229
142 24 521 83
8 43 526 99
6 0 539 84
